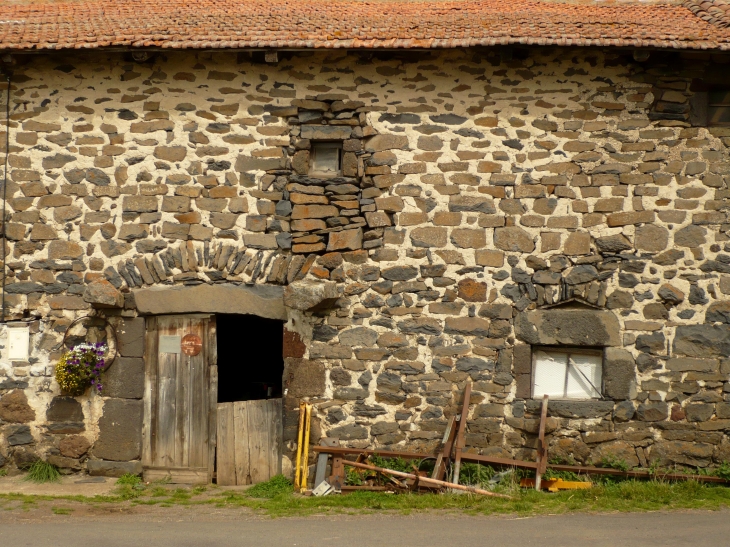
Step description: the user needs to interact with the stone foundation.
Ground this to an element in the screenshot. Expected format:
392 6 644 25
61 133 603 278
1 46 730 475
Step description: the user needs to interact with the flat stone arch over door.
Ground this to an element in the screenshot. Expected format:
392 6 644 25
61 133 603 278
133 283 286 319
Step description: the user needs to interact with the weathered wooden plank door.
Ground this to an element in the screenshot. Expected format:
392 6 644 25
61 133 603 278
216 399 282 485
142 314 217 484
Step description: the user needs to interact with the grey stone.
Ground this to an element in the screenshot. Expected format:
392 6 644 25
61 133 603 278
635 225 668 252
494 226 534 252
539 400 614 419
685 404 715 422
613 401 636 422
87 459 143 478
648 441 713 467
118 318 145 358
514 309 620 346
46 396 84 423
333 387 369 400
101 357 144 399
635 332 666 355
376 372 402 393
83 279 124 308
397 317 443 335
674 225 706 248
706 301 730 324
283 281 339 312
92 398 143 461
327 424 368 440
595 234 632 253
635 402 668 421
338 327 378 347
564 265 599 285
381 266 418 281
312 324 338 342
135 283 286 319
284 358 326 397
7 425 33 446
371 421 399 435
673 325 730 358
603 348 637 400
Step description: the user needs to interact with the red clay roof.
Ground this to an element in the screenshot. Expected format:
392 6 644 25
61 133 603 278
0 0 729 52
685 0 730 28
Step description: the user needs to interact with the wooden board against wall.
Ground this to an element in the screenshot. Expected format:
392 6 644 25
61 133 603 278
216 399 283 486
142 314 217 484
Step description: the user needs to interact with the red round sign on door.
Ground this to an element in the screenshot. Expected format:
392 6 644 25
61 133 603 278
181 333 202 356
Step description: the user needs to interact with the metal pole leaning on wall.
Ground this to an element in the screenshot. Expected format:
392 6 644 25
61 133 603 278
300 404 312 493
294 401 305 489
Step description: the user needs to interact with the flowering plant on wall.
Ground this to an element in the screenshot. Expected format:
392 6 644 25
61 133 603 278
54 343 108 396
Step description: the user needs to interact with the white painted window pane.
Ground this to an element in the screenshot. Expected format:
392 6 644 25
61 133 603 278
567 353 602 399
533 350 567 398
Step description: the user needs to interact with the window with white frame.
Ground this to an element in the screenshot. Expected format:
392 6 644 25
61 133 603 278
309 142 342 177
532 348 602 399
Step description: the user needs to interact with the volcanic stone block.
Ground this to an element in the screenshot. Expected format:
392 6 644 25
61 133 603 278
635 402 668 421
0 390 35 423
7 425 33 446
92 398 143 461
493 226 535 252
284 358 326 397
338 327 378 347
87 459 143 477
635 224 669 252
514 309 621 347
118 318 145 358
672 325 730 358
284 281 339 311
101 357 144 399
83 279 124 308
327 228 363 252
364 134 409 152
59 435 91 458
46 396 84 423
603 348 637 400
410 227 447 248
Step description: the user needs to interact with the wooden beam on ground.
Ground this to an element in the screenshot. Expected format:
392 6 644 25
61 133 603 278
452 381 472 486
432 415 457 481
312 446 433 460
342 460 512 499
535 394 549 491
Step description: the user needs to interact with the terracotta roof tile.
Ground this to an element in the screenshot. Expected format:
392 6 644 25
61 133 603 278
0 0 728 51
684 0 730 28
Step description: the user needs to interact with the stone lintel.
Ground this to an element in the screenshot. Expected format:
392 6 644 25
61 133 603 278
133 283 286 319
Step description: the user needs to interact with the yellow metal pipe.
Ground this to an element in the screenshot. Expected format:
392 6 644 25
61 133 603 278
294 401 305 489
300 403 312 492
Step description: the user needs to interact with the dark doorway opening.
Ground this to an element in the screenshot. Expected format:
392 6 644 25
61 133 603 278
216 314 284 403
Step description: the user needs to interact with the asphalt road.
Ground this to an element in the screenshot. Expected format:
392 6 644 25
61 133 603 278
2 511 728 547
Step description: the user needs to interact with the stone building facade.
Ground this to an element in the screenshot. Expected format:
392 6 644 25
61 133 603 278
1 45 730 477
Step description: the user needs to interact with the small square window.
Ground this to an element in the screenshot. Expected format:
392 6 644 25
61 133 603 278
310 142 342 177
532 347 602 399
708 90 730 127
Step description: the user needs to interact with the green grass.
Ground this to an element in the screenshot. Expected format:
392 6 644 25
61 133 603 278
0 469 8 478
24 461 61 484
246 475 295 498
1 474 729 518
116 473 142 486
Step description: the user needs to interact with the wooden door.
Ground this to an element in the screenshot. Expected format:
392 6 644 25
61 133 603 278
142 314 218 484
216 399 283 485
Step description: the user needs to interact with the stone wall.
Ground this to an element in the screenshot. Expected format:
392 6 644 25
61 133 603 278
1 46 730 475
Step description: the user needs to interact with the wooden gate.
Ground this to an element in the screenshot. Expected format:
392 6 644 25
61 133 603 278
216 399 283 485
142 314 217 484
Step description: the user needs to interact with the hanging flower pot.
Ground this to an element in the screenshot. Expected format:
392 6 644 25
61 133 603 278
55 343 108 396
55 314 118 397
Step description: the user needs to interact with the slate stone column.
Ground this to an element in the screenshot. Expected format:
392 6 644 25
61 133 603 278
88 317 145 477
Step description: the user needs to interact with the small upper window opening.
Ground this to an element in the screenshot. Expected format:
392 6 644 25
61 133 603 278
310 142 342 177
708 89 730 127
532 347 602 400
